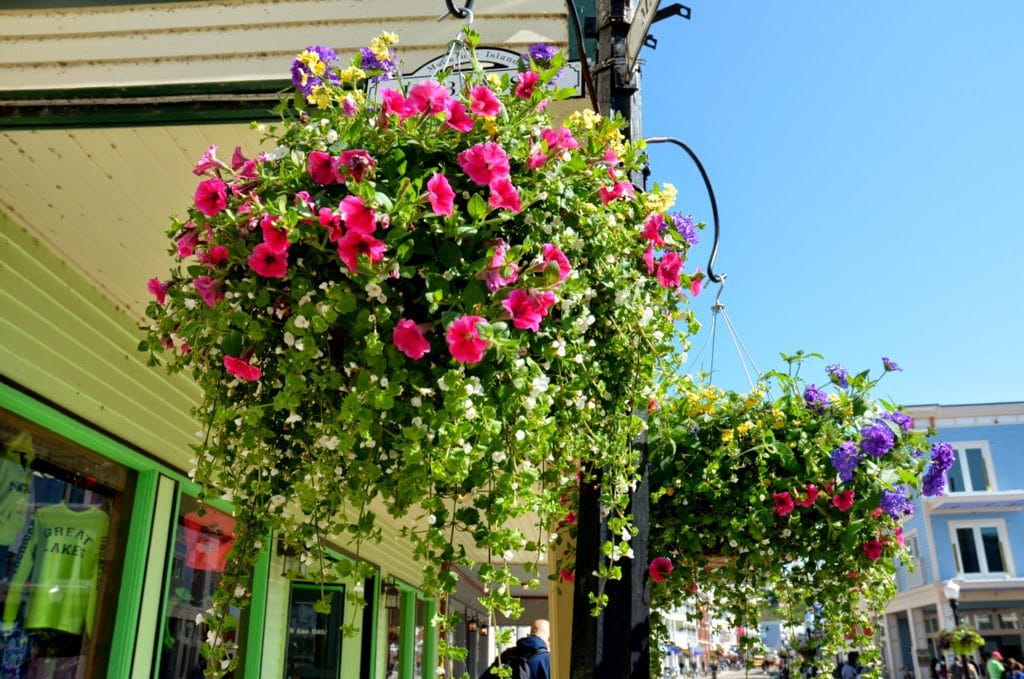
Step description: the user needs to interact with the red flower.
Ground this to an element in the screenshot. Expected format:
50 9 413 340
458 142 511 185
515 71 540 99
381 88 412 119
427 173 455 216
260 214 289 253
794 483 820 508
336 229 386 272
230 145 249 170
656 251 684 289
335 149 376 183
643 246 656 274
598 181 635 204
223 355 261 382
772 491 795 516
642 213 666 247
407 80 451 115
444 99 474 132
176 228 199 258
871 507 883 519
832 489 855 511
562 511 577 526
147 278 168 305
469 85 502 117
194 275 223 307
199 245 229 267
488 178 522 213
318 207 343 242
194 178 228 217
862 539 884 561
542 244 572 282
248 243 289 278
649 556 673 584
446 315 490 364
559 567 575 583
338 195 377 234
392 319 431 360
502 289 556 332
307 150 335 185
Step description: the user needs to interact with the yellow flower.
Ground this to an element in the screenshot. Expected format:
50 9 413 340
486 73 502 89
736 421 754 437
306 86 331 110
369 32 398 60
721 429 734 443
339 66 366 84
643 183 677 213
484 118 499 136
568 108 603 131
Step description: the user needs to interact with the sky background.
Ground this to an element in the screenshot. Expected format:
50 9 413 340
640 1 1024 407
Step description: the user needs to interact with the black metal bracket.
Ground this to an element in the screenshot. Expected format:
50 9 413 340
443 0 475 19
653 3 691 23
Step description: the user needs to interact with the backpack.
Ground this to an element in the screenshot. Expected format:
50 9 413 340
479 645 548 679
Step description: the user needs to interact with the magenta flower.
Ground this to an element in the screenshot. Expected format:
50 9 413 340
201 245 229 267
502 289 556 332
793 483 820 508
407 80 451 115
832 489 855 512
446 315 490 364
338 195 377 233
230 146 249 171
342 96 357 117
649 556 673 584
147 278 168 305
427 173 455 216
515 71 540 99
598 181 635 204
542 244 571 282
194 178 228 217
248 243 289 278
392 319 431 360
481 241 520 292
176 229 199 258
223 355 261 382
469 85 502 117
336 229 386 272
444 99 474 132
307 151 336 185
334 149 376 183
193 145 228 176
381 88 412 119
318 207 343 242
260 214 289 253
488 178 522 213
541 127 579 152
527 152 548 170
641 213 665 247
656 251 683 289
772 491 795 516
643 246 656 274
862 539 883 561
194 275 223 307
689 269 703 297
457 142 511 185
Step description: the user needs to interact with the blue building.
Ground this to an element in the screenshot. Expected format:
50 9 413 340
883 402 1024 679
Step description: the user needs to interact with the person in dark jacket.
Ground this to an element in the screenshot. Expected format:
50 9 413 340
514 619 551 679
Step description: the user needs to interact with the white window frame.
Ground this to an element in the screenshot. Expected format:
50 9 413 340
948 518 1014 578
946 441 996 493
903 530 924 588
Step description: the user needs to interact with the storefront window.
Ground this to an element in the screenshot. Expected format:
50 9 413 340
157 495 242 678
384 586 401 679
999 613 1020 630
415 597 425 678
974 613 994 631
285 584 343 679
0 408 133 678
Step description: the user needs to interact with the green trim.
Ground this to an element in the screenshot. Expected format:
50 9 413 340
399 589 417 679
131 475 177 677
243 544 272 678
423 598 438 679
366 572 380 679
107 469 159 679
150 485 183 678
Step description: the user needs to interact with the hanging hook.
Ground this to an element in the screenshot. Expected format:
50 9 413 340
440 0 475 20
711 275 727 314
643 136 724 284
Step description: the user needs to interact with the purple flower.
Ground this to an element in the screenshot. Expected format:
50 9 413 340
359 48 396 82
922 466 948 497
826 364 849 389
671 213 699 246
882 356 902 372
528 43 558 63
859 420 895 457
929 441 956 472
880 486 914 519
830 441 860 483
881 410 913 433
803 384 829 413
291 45 340 96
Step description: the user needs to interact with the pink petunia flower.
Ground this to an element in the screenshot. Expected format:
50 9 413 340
427 173 455 216
392 319 431 360
407 80 451 115
832 489 855 511
318 207 343 242
862 539 883 561
201 245 230 267
260 214 289 253
336 229 386 272
223 355 261 382
656 251 683 289
515 71 540 99
176 229 200 258
480 241 520 292
231 146 249 171
502 288 556 332
338 195 377 234
234 160 258 180
541 127 580 152
457 142 511 185
649 556 673 584
772 491 795 516
444 99 474 132
193 145 228 176
642 213 666 247
559 567 575 583
488 178 522 213
793 483 820 508
194 275 223 307
894 526 905 548
334 149 376 183
342 96 358 117
446 315 490 364
598 181 635 204
527 152 548 170
690 269 704 297
643 246 656 274
542 244 571 282
307 151 335 185
147 278 168 305
194 178 228 217
469 85 502 117
381 88 412 119
248 243 289 278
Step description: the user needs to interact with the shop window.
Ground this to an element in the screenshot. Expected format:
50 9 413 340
157 495 243 678
383 583 401 679
973 613 994 631
285 583 344 679
999 613 1020 630
951 522 1010 577
0 408 134 678
946 443 993 493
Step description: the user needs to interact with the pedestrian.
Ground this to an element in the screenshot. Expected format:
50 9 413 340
479 619 550 679
841 653 860 679
1005 659 1023 679
988 652 1005 679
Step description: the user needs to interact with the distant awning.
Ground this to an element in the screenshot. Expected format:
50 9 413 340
926 491 1024 513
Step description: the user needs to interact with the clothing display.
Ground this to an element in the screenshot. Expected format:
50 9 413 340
182 511 235 573
0 433 34 548
2 504 109 636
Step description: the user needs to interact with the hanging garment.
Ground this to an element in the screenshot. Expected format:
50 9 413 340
0 433 34 548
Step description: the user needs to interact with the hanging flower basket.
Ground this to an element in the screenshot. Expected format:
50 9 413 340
938 626 985 655
647 352 955 670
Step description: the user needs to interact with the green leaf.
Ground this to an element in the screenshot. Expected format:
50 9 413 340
467 194 488 221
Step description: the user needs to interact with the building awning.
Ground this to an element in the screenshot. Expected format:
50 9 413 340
926 491 1024 513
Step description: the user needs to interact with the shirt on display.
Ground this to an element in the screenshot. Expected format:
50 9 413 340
0 433 34 547
2 504 109 635
182 510 235 573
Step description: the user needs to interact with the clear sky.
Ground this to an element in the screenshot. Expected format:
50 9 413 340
640 1 1024 407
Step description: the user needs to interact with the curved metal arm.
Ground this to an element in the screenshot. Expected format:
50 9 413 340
443 0 475 19
644 136 724 284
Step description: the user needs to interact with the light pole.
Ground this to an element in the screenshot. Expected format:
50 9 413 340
944 579 968 679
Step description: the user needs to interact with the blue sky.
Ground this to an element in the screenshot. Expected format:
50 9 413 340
641 1 1024 407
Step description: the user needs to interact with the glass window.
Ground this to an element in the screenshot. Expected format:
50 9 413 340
157 496 243 678
954 524 1008 576
981 528 1005 572
974 614 994 631
948 445 992 493
999 613 1020 630
957 528 981 573
965 449 989 491
384 587 401 679
284 584 343 679
415 597 426 678
0 408 134 678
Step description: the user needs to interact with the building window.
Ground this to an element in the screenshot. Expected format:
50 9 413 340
950 522 1010 576
946 442 994 493
903 532 925 588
